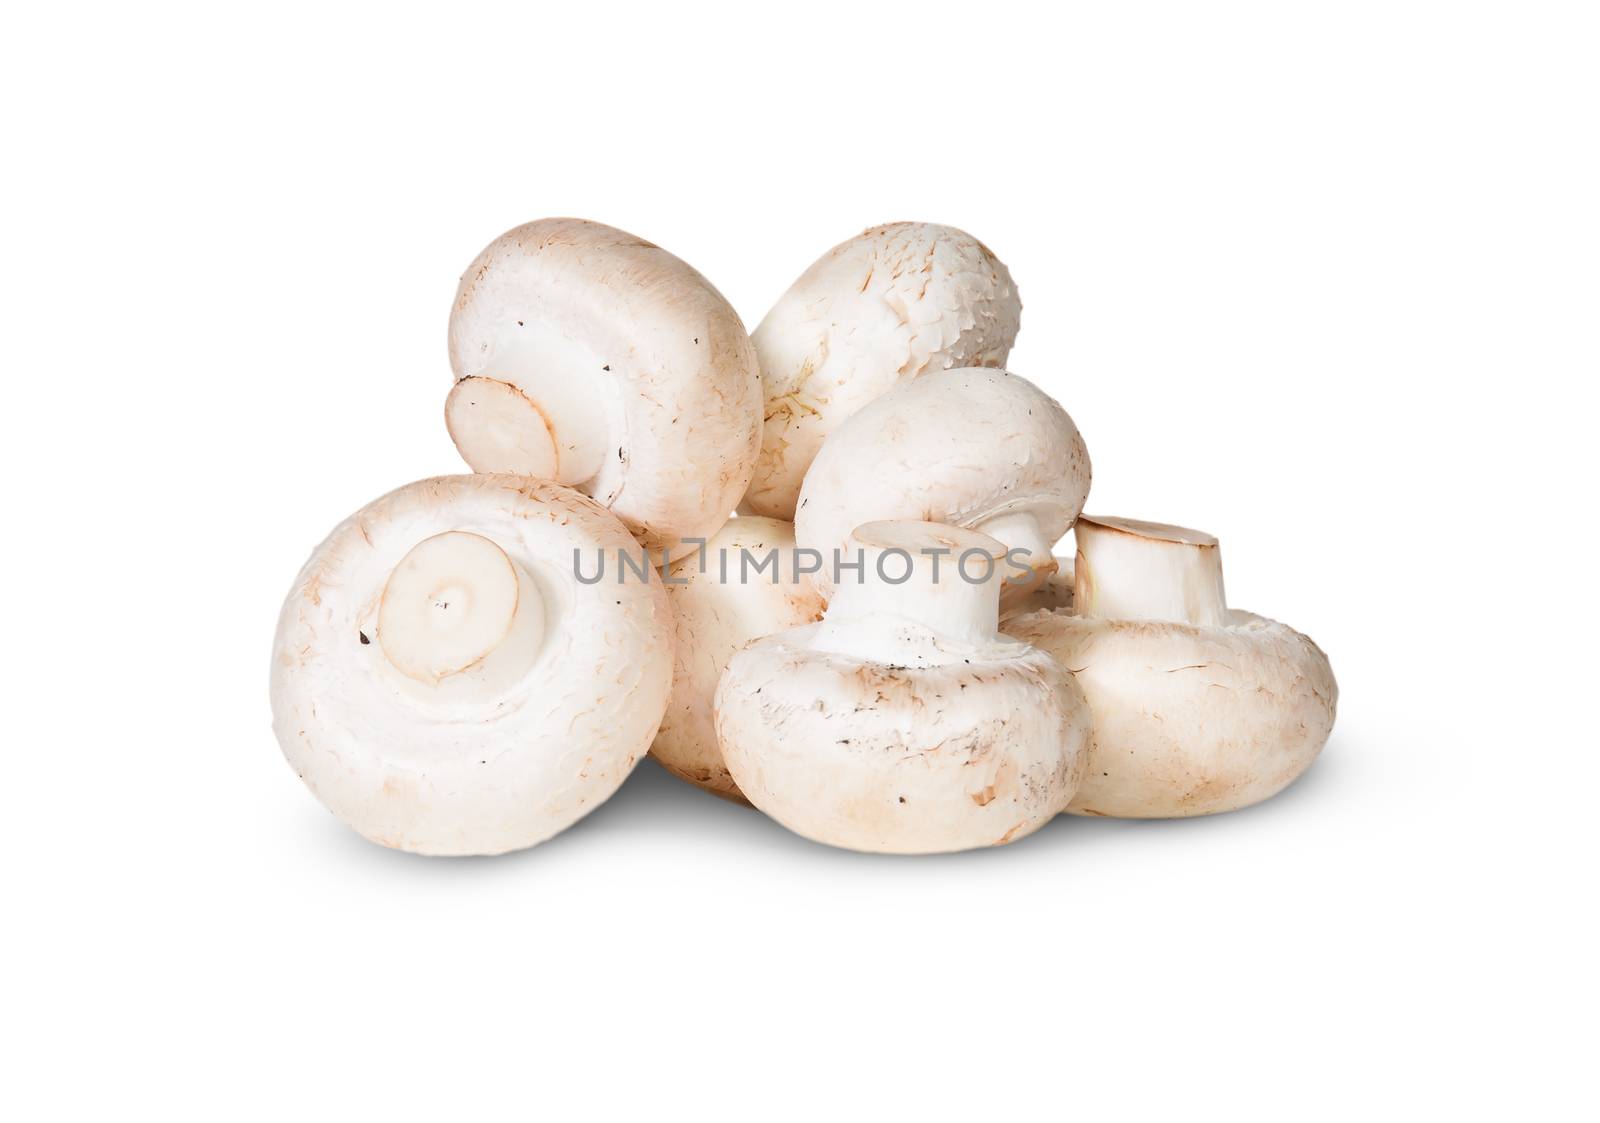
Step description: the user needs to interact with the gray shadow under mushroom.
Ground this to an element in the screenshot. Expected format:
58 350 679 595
304 730 1355 873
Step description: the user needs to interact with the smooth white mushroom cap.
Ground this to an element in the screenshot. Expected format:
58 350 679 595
794 367 1090 596
269 475 674 855
1003 516 1337 818
651 516 826 802
716 521 1089 854
447 218 762 562
744 222 1021 519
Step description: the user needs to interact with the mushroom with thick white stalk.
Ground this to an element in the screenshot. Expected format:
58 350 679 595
447 218 762 562
652 516 826 803
269 475 674 856
1003 515 1337 818
716 521 1091 854
743 222 1021 519
794 367 1090 603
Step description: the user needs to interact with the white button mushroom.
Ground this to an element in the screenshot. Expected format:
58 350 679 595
651 517 827 803
269 475 674 855
715 521 1091 854
446 218 763 562
794 366 1091 600
743 222 1021 520
1003 515 1338 818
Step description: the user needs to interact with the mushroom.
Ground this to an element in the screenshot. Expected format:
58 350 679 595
269 475 674 855
651 516 827 803
1003 515 1337 818
446 218 762 563
794 367 1090 602
743 222 1021 519
716 521 1090 854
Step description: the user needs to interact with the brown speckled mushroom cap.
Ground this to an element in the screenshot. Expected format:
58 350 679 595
743 222 1021 520
715 521 1089 854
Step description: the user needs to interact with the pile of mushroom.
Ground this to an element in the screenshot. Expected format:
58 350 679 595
270 216 1336 856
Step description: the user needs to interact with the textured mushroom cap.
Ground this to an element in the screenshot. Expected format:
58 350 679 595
448 218 762 561
270 475 673 856
715 628 1089 854
651 517 826 802
1003 609 1337 818
744 222 1021 519
795 367 1090 594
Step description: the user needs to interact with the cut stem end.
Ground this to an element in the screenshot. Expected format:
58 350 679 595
1073 515 1227 626
446 377 559 479
378 531 543 684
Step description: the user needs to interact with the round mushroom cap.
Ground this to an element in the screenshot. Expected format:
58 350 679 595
795 367 1090 594
1003 609 1337 818
448 218 762 562
651 517 826 802
269 475 674 855
744 222 1021 520
715 628 1089 854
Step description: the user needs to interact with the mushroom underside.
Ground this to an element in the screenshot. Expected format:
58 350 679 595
1002 610 1337 818
716 635 1089 853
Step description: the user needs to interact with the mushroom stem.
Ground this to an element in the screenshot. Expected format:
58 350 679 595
445 378 560 480
1073 516 1227 626
446 317 614 485
377 531 546 685
975 509 1058 584
815 521 1007 662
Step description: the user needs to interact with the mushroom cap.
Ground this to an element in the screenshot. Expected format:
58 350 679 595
269 475 673 855
1003 609 1337 818
651 517 826 802
448 218 762 561
794 367 1090 594
715 628 1089 854
744 222 1021 519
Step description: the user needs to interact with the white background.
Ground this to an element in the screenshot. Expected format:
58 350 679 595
4 2 1595 1118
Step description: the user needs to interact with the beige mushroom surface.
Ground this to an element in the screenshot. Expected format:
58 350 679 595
652 516 826 802
794 366 1090 599
743 222 1021 519
716 521 1089 854
447 217 762 562
1003 515 1337 818
270 475 674 855
1001 555 1075 620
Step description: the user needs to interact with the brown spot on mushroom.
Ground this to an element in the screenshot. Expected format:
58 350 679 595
994 822 1026 845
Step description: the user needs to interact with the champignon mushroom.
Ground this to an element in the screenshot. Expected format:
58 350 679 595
742 222 1021 519
269 475 674 855
716 521 1090 854
446 218 762 562
1003 515 1337 818
794 367 1090 601
651 516 827 803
